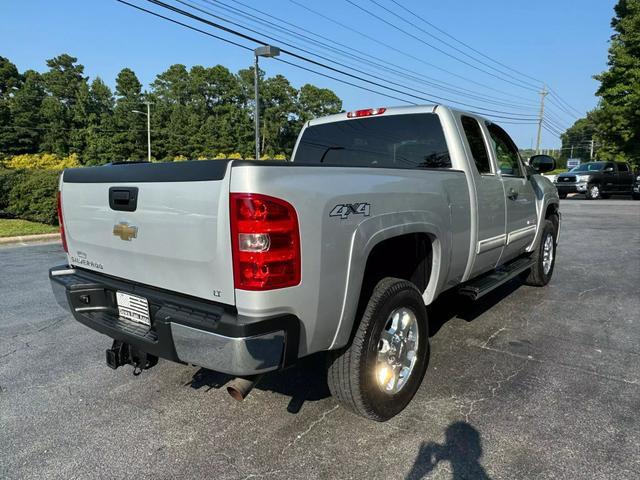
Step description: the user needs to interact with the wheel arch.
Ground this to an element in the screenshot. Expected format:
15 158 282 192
329 215 447 350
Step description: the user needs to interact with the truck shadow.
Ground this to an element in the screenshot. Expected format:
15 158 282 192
189 351 331 414
406 421 491 480
428 279 522 337
188 280 523 414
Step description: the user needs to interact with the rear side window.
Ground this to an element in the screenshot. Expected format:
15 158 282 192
461 116 491 174
293 113 451 169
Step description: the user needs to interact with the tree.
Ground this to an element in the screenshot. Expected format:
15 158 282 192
560 114 597 163
0 53 343 162
593 0 640 168
110 68 146 160
39 54 88 155
4 70 45 154
296 84 342 124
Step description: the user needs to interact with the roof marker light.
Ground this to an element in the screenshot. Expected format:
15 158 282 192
346 107 387 118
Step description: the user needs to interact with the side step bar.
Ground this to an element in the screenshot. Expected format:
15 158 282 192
459 257 534 301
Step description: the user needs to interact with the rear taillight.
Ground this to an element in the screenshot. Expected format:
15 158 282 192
230 193 300 290
56 191 68 252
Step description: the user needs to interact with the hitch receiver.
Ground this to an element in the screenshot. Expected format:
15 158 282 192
106 340 158 375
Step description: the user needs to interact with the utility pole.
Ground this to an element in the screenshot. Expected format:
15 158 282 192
536 85 548 154
590 138 595 160
570 145 574 158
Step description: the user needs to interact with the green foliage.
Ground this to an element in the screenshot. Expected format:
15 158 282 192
592 0 640 168
5 169 60 225
4 153 80 170
0 218 58 238
560 115 597 162
0 54 342 164
0 168 22 212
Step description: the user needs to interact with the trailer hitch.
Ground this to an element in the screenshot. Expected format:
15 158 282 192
106 340 158 375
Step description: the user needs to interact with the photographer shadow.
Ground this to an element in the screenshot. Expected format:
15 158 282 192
406 422 491 480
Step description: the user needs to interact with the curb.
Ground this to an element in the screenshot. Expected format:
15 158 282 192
0 233 61 246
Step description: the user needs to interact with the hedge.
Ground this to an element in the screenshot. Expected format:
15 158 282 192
0 168 60 225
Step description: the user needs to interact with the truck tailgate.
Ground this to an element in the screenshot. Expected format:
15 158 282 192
61 161 234 305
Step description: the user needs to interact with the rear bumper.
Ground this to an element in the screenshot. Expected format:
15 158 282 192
50 266 299 376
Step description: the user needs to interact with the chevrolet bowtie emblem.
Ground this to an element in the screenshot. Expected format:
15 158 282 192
113 222 138 241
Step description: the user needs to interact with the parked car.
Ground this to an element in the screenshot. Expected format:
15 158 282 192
49 105 560 421
555 161 636 199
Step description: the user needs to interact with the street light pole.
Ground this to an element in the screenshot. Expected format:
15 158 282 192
253 45 280 161
146 101 151 163
132 102 152 162
254 53 260 162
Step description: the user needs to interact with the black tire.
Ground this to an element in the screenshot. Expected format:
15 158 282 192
585 184 601 200
558 192 567 199
632 193 640 200
522 219 557 287
327 277 429 421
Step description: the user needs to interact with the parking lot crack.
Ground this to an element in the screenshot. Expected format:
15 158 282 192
481 327 507 348
281 404 339 454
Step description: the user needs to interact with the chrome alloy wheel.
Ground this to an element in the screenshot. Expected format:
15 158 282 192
375 307 419 394
589 185 600 199
542 233 554 275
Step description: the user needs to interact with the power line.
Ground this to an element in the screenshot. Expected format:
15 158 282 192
142 0 539 118
193 0 538 113
383 0 584 124
207 0 538 109
286 0 537 104
366 0 541 91
386 0 544 86
345 0 539 93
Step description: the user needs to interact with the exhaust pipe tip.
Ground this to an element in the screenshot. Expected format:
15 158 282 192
226 375 262 402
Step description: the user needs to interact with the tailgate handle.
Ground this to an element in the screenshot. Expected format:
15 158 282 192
109 187 139 212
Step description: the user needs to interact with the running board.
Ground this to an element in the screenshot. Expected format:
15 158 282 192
459 257 534 301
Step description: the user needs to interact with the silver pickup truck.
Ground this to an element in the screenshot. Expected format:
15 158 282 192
50 105 560 421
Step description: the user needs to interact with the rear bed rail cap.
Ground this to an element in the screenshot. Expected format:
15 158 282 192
63 159 231 183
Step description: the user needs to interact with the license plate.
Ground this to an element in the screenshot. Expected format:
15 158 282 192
116 291 150 326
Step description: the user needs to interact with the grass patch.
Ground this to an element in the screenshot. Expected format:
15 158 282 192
0 218 58 237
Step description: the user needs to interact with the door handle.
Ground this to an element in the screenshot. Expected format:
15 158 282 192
507 188 519 200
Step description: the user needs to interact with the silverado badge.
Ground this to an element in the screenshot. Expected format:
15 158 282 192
113 222 138 241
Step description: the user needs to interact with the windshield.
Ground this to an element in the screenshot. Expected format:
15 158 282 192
293 113 451 169
570 162 605 172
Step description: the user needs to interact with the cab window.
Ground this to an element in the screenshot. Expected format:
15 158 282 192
461 116 491 174
487 123 523 177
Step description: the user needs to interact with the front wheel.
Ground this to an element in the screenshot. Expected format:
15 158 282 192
586 184 601 200
522 219 557 286
327 278 429 421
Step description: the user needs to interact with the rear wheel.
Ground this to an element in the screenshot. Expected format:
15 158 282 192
586 184 601 200
327 277 429 421
522 219 557 286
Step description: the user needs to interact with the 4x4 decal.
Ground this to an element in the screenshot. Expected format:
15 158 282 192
329 203 371 220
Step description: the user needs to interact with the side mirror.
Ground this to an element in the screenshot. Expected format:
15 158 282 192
604 167 614 172
529 154 556 173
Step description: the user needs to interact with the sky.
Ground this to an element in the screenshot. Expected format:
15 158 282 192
1 0 617 149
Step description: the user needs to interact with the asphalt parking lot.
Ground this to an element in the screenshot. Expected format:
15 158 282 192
1 199 639 480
